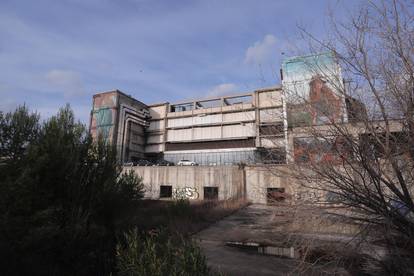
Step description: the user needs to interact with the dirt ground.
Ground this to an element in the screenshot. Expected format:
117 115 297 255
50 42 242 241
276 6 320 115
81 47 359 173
195 204 357 276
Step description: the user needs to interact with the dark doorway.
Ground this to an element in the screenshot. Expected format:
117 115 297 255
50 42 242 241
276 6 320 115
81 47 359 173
266 188 288 204
160 185 172 198
204 187 218 200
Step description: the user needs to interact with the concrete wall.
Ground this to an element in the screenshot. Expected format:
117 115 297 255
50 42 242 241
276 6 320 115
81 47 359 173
245 166 294 204
128 165 245 200
126 165 304 204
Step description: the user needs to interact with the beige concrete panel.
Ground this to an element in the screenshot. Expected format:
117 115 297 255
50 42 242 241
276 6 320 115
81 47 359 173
259 108 283 122
167 110 193 118
258 91 282 107
167 128 192 141
222 103 253 112
260 137 286 148
168 117 193 128
193 114 222 125
149 105 166 119
148 120 165 131
193 126 221 140
223 111 255 123
222 123 255 138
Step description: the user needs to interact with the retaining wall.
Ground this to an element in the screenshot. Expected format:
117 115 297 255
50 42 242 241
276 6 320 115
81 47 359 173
126 165 300 204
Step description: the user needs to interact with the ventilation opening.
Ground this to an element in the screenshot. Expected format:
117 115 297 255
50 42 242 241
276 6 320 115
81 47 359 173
267 188 287 204
204 187 218 200
160 185 172 198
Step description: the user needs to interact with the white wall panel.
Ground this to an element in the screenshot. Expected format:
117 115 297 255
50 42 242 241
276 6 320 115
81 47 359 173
148 120 165 131
167 128 192 141
222 123 255 138
168 117 193 128
223 111 255 123
193 126 221 140
193 114 222 125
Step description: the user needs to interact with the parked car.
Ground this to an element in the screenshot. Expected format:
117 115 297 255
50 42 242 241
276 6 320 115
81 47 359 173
123 162 135 167
156 160 174 166
177 159 197 166
135 159 154 166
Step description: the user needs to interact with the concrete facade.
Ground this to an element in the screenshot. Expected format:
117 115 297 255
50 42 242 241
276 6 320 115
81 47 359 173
90 53 365 166
129 165 245 201
94 52 371 204
126 165 305 204
90 88 286 165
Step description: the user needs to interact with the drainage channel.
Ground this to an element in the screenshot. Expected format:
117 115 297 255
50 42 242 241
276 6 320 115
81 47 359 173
225 241 295 259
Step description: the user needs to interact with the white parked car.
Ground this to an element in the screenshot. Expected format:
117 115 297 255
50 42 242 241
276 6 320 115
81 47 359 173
177 159 197 166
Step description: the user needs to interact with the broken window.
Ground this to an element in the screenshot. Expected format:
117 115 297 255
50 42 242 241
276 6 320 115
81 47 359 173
223 95 252 106
204 187 218 200
195 99 222 109
258 148 286 164
293 136 352 164
160 185 172 198
259 123 284 136
267 188 289 204
170 103 194 112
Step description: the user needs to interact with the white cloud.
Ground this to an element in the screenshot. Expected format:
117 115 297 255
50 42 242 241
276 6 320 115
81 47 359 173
206 83 238 98
45 69 85 97
244 34 277 65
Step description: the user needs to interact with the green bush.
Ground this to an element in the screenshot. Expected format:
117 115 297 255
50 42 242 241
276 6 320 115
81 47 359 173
0 105 144 275
116 229 210 276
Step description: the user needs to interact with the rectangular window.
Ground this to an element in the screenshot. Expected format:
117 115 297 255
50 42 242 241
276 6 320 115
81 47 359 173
160 185 172 198
204 187 218 200
259 123 284 136
267 188 286 204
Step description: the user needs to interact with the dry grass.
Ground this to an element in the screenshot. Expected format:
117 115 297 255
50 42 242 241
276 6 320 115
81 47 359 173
132 198 248 236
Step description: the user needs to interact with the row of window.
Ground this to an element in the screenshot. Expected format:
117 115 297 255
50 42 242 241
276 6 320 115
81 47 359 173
160 185 218 200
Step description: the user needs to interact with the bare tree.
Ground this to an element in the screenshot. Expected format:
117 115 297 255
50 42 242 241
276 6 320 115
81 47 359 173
272 0 414 274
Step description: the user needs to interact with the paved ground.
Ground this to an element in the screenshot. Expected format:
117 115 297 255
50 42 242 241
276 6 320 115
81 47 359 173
195 204 351 276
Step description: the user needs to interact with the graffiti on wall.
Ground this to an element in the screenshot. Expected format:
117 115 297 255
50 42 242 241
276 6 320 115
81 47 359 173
293 136 350 164
173 187 199 200
282 53 345 127
90 93 117 142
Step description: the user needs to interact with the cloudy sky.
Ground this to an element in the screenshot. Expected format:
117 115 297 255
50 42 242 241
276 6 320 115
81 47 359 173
0 0 361 123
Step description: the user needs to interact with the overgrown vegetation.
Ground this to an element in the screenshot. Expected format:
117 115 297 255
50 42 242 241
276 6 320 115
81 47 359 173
133 198 247 235
0 105 214 275
117 228 209 276
283 0 414 274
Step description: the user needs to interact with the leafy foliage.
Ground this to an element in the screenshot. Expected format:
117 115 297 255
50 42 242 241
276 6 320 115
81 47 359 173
0 105 144 275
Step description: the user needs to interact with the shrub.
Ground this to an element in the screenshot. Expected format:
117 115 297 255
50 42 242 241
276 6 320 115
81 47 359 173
0 105 144 275
116 229 210 276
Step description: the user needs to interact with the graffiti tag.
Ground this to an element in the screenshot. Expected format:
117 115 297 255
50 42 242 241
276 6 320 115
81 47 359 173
173 187 199 200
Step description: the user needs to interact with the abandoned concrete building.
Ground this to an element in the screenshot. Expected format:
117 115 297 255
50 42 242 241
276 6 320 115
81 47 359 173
89 53 369 203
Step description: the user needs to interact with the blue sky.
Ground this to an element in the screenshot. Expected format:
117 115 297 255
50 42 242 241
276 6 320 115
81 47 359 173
0 0 361 123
